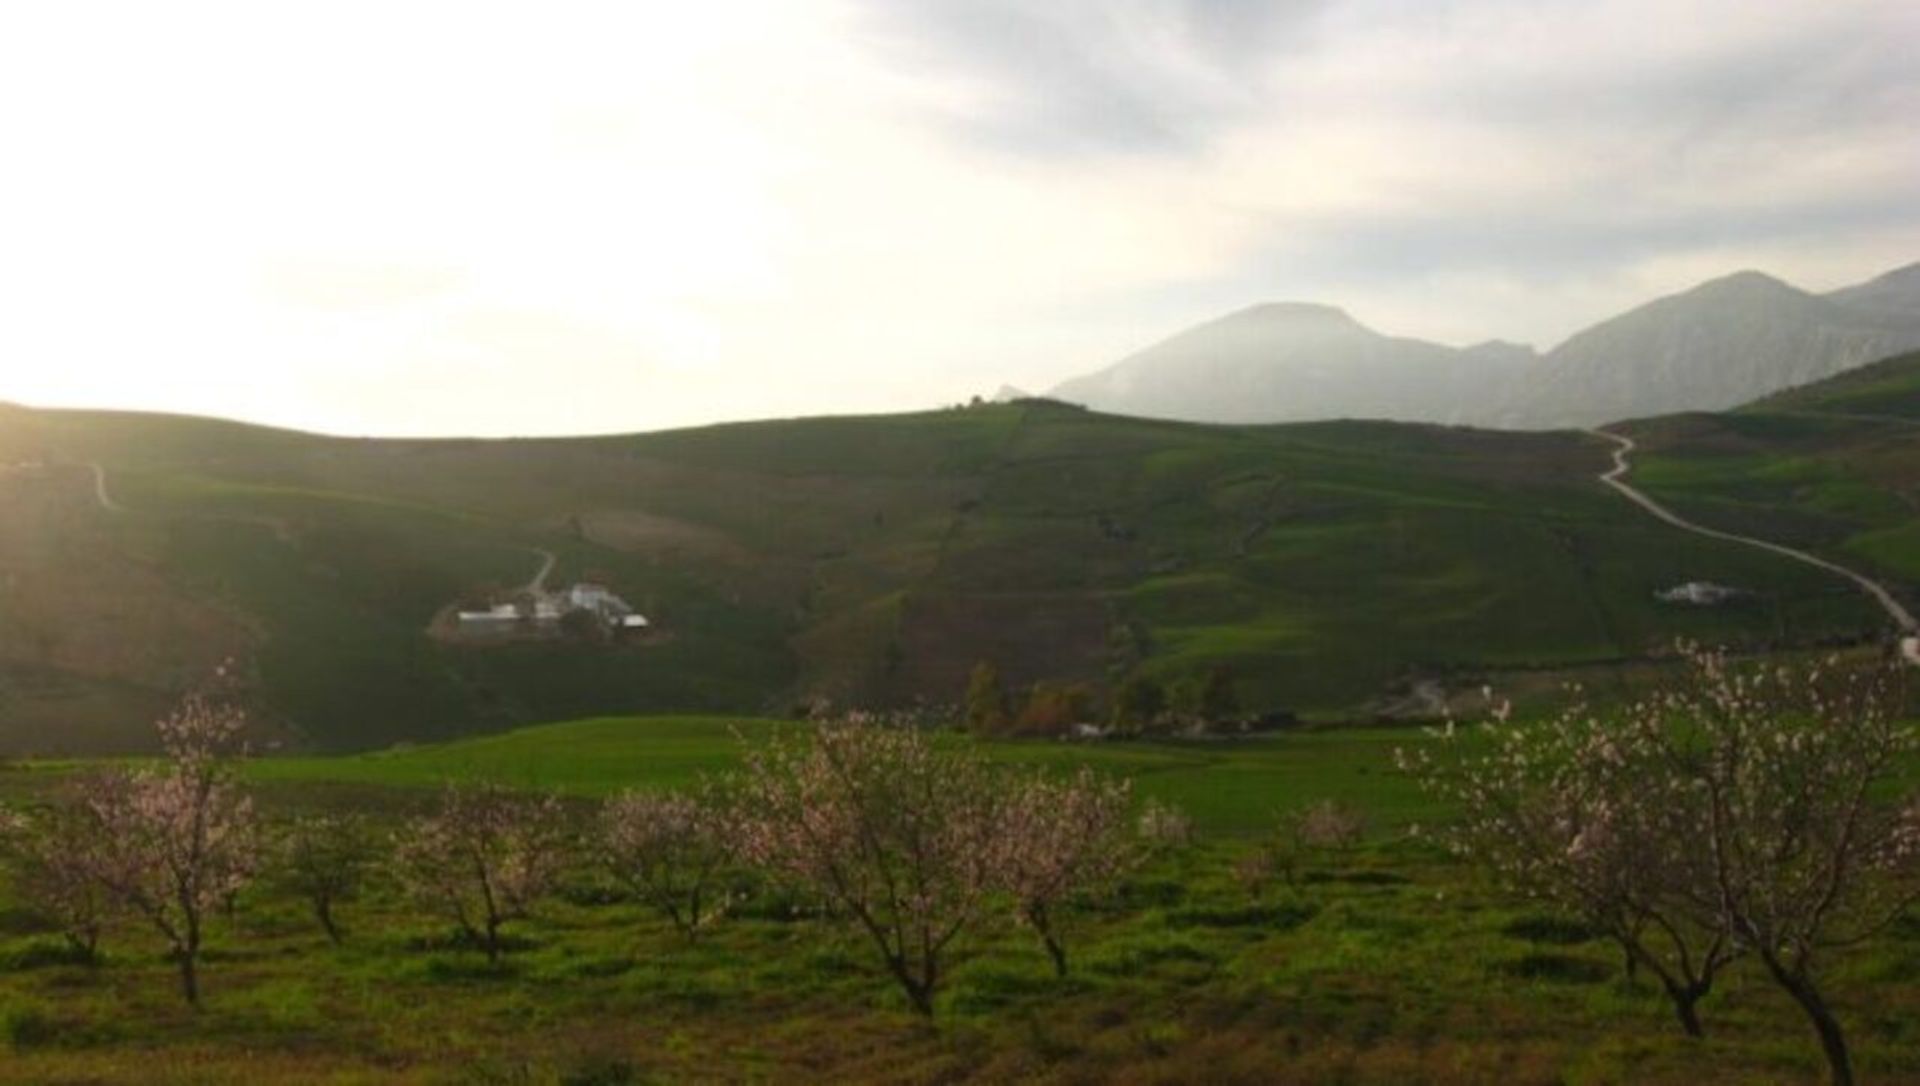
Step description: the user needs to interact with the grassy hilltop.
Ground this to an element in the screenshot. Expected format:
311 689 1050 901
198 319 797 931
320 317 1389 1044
4 362 1918 753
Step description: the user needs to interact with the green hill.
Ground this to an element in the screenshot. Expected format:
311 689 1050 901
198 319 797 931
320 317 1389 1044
1 390 1910 754
1749 348 1920 419
1621 350 1920 588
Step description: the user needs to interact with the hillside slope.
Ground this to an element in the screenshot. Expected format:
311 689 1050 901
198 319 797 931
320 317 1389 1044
1618 350 1920 614
0 397 1906 754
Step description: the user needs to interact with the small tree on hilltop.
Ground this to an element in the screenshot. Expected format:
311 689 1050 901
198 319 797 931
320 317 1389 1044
1196 666 1239 725
1170 667 1237 729
1011 680 1096 737
600 784 734 943
995 767 1138 976
79 693 259 1005
392 783 572 964
730 720 1004 1015
273 813 379 944
964 660 1010 735
1112 674 1167 736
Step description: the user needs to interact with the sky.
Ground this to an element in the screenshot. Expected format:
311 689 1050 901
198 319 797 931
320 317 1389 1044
1 0 1916 437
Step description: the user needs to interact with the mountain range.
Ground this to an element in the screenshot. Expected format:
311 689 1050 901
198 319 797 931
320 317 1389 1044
1048 262 1920 428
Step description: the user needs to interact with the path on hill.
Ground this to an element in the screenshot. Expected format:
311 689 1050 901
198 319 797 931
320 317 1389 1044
83 461 303 542
88 463 125 513
523 547 557 593
1589 429 1920 667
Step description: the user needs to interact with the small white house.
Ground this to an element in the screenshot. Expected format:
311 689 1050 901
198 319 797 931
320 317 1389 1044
1657 581 1740 606
457 602 522 624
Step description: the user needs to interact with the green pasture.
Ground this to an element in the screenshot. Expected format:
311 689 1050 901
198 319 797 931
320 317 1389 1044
248 715 1435 836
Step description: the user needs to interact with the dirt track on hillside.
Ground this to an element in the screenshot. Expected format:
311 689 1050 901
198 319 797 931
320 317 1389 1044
1589 428 1919 667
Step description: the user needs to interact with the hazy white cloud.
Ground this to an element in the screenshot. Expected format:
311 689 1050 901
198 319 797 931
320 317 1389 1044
0 0 1914 434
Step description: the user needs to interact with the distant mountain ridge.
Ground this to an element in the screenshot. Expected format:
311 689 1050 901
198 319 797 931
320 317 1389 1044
1050 302 1532 427
1047 262 1920 429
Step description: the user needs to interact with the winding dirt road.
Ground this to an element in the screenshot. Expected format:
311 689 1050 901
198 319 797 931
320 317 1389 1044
88 463 125 513
1588 429 1920 667
524 547 558 593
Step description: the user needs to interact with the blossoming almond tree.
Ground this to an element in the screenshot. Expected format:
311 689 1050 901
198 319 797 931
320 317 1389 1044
392 783 572 964
1403 647 1919 1085
730 721 1004 1016
79 693 259 1006
600 784 733 942
0 796 112 962
994 767 1137 976
1399 694 1737 1038
1136 799 1195 853
1656 648 1918 1086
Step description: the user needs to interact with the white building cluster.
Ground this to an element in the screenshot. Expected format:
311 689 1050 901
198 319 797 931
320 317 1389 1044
457 582 649 631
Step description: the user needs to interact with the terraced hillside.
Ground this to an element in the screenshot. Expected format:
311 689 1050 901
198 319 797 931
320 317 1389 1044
0 393 1903 753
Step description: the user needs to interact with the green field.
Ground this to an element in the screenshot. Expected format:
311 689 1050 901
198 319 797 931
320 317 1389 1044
247 715 1434 836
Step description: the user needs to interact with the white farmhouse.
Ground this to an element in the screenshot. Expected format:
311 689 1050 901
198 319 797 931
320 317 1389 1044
1656 581 1741 606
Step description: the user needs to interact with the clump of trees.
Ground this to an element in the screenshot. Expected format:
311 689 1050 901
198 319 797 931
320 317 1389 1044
965 659 1243 739
1402 647 1918 1085
1110 673 1168 735
1009 680 1099 736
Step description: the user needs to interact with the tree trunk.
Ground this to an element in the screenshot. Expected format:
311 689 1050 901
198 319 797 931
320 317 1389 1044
1772 966 1853 1086
1663 981 1705 1038
1042 931 1069 978
884 955 935 1016
316 896 342 944
179 911 203 1006
177 948 200 1006
484 918 502 965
